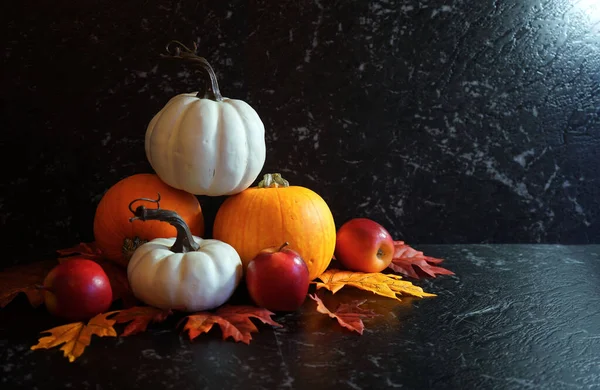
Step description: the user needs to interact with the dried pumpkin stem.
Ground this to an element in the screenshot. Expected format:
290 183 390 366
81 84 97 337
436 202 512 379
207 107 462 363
258 173 290 188
129 194 200 253
161 40 224 102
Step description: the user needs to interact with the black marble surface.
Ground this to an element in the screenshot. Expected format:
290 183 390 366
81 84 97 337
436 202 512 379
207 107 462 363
1 244 599 389
1 1 600 268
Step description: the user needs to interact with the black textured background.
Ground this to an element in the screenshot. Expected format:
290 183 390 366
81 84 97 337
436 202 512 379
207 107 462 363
2 0 600 266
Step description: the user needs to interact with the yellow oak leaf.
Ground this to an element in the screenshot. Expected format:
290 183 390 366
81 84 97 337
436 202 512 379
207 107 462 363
31 311 118 362
314 269 436 300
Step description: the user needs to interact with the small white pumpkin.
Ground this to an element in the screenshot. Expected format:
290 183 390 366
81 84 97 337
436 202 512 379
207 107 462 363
145 42 266 196
126 195 243 312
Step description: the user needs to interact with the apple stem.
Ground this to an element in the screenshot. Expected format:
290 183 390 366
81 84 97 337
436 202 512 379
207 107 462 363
278 242 290 252
128 194 200 253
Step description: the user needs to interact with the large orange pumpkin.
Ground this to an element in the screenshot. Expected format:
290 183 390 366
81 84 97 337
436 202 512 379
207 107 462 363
93 173 204 267
212 173 336 280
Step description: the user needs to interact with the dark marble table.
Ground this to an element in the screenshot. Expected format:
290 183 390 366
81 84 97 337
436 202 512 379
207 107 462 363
1 244 599 389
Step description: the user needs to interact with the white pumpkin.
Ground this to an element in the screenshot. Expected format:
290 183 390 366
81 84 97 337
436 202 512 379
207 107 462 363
145 47 266 196
126 195 243 312
127 236 243 312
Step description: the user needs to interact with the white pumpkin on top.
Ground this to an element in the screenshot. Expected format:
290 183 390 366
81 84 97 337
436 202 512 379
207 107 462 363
145 42 266 196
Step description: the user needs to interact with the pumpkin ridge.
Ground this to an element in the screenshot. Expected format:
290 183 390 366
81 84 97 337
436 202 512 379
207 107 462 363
96 196 126 261
224 99 252 192
145 107 163 166
303 187 334 279
197 248 219 299
170 99 197 189
156 253 184 306
252 188 271 263
222 100 248 192
146 96 183 168
300 187 320 273
126 242 148 278
275 186 287 251
207 101 226 194
177 244 193 285
239 190 260 262
131 243 164 303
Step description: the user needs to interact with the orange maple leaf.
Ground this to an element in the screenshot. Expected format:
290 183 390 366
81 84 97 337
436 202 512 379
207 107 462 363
309 294 378 335
112 306 172 336
389 241 455 279
314 269 436 300
30 311 118 362
181 305 283 344
0 260 58 308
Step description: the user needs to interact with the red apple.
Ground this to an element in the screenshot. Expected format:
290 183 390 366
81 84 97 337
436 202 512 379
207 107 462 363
334 218 395 273
246 242 310 312
42 258 113 322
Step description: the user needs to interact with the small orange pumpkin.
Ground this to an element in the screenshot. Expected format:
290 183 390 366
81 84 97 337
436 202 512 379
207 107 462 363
93 173 204 267
212 173 336 280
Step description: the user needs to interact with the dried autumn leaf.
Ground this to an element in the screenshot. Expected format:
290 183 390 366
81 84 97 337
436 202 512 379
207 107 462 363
112 306 172 336
56 242 104 261
389 241 454 279
94 260 136 307
0 260 58 308
309 294 377 335
182 305 282 344
314 269 436 301
30 311 118 362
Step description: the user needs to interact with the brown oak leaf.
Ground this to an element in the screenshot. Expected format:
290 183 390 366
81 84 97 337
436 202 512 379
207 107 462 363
389 241 454 279
0 260 58 308
314 269 436 300
56 242 104 261
181 305 283 344
112 306 172 336
309 294 378 335
30 311 118 362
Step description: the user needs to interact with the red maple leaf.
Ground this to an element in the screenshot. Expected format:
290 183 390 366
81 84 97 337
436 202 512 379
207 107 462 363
388 241 454 279
181 305 282 344
309 294 378 335
112 306 172 336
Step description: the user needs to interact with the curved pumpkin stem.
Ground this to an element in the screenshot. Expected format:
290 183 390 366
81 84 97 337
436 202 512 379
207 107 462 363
128 193 161 213
161 40 224 102
258 173 290 188
129 194 200 253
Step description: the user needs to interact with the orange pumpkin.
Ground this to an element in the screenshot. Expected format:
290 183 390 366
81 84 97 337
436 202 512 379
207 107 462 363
93 173 204 267
212 173 336 280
